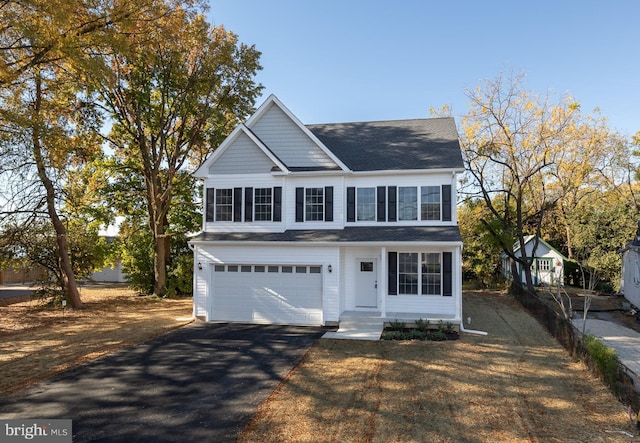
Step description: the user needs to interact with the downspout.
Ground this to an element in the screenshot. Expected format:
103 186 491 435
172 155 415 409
460 323 488 336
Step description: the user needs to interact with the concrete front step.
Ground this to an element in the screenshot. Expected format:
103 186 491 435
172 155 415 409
322 311 385 341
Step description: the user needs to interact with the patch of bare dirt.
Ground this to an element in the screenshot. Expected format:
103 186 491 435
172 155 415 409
0 285 193 397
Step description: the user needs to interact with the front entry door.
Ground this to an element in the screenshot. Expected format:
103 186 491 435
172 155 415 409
356 258 377 308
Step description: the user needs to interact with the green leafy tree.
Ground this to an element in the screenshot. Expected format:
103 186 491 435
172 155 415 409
97 9 262 296
0 0 199 307
458 199 505 286
461 72 615 293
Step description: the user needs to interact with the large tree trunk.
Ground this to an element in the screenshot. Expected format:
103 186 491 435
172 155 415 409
146 177 171 297
32 74 82 308
152 220 168 297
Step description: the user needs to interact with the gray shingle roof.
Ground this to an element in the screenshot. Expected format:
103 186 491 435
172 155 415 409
190 226 462 244
306 117 463 172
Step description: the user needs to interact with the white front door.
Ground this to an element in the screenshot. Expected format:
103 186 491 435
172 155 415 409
356 258 377 308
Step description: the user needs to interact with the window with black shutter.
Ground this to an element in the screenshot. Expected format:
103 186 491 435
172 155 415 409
205 188 215 222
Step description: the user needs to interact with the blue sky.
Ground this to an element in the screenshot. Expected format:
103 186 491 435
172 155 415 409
207 1 639 136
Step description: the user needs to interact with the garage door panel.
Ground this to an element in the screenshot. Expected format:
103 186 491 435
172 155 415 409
212 264 322 325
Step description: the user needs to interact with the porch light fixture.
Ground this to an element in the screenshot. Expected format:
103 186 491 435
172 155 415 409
198 262 203 271
328 264 332 273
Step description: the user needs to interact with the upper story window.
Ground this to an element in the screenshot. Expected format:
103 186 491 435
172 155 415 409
421 186 440 220
205 186 282 223
215 189 233 221
347 185 451 223
254 188 272 221
357 187 376 221
398 187 417 221
296 186 333 222
305 188 324 221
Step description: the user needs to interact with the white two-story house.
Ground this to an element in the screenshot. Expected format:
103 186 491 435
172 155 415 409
189 95 464 326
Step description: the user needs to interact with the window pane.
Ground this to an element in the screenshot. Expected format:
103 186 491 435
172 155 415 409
296 266 307 273
398 187 417 220
255 266 265 272
305 188 324 221
215 189 233 221
421 186 440 220
254 188 273 221
268 266 279 273
398 253 418 294
214 265 225 272
422 253 441 295
357 187 375 221
241 265 252 272
282 266 293 273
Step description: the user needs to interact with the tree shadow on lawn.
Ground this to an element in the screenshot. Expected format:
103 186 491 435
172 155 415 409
238 292 634 442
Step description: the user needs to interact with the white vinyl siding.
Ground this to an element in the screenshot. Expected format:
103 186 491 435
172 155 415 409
208 132 276 174
249 104 338 169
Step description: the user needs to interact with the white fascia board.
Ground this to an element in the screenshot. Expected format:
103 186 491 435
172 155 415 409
278 170 353 177
188 240 463 248
247 94 351 173
193 124 289 178
351 168 465 177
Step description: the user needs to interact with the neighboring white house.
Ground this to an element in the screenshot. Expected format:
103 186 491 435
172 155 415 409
501 235 567 286
189 95 464 326
619 227 640 308
92 217 127 283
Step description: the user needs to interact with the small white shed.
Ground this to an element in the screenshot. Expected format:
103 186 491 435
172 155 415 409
619 234 640 308
501 235 567 286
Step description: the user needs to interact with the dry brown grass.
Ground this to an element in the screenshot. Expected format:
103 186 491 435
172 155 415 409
0 285 193 396
238 291 639 443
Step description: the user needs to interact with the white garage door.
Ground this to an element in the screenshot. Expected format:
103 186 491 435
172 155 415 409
211 264 323 325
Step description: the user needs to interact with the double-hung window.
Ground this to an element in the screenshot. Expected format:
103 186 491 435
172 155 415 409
397 252 442 295
357 187 376 221
305 188 324 221
421 186 440 220
215 189 233 221
398 253 419 294
398 187 417 221
254 188 272 221
421 253 441 295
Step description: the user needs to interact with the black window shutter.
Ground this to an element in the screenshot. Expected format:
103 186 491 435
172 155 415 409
295 187 304 222
387 186 397 222
443 252 452 296
233 187 242 222
442 184 452 221
377 186 386 222
346 187 356 222
324 186 333 222
273 187 282 222
244 187 253 222
388 252 398 295
205 188 215 222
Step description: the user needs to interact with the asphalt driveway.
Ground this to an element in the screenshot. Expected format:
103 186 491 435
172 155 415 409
0 322 325 442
